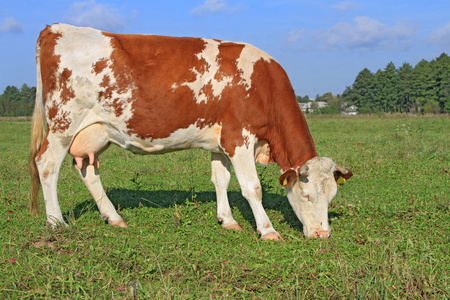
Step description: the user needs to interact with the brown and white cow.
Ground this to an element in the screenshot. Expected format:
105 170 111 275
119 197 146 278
29 23 352 240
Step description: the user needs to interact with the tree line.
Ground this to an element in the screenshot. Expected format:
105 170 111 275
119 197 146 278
0 84 36 117
296 53 450 114
341 53 450 114
2 53 449 116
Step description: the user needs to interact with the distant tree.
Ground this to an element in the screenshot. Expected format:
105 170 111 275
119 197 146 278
310 92 343 115
434 53 450 112
397 62 414 113
2 86 20 102
343 68 376 113
373 62 398 112
413 59 438 113
0 84 36 116
296 95 311 103
316 92 337 103
343 53 450 114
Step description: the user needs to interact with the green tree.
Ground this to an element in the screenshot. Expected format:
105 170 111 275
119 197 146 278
412 59 436 113
2 86 20 102
373 62 398 112
316 92 337 103
343 68 375 113
341 53 450 114
0 84 36 116
434 53 450 112
397 62 414 113
296 95 311 103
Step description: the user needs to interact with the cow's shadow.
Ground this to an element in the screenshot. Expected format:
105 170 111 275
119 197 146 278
69 188 343 234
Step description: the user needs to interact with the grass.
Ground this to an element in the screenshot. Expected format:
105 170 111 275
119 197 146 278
0 115 448 299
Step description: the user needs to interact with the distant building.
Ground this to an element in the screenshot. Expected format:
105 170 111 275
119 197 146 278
298 101 328 113
341 105 358 115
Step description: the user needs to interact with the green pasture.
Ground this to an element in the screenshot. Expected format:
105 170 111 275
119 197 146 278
0 115 448 299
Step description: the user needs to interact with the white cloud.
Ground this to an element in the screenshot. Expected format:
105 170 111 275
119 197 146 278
287 29 306 43
332 1 358 12
310 17 417 51
191 0 246 17
0 17 23 34
428 22 450 47
65 1 129 32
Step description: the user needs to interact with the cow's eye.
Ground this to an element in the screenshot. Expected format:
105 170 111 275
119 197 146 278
302 193 310 200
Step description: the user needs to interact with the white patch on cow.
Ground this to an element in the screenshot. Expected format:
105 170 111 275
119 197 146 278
48 24 135 133
236 43 272 91
181 38 233 104
51 24 113 81
155 120 222 151
108 119 222 155
170 83 179 91
241 128 257 149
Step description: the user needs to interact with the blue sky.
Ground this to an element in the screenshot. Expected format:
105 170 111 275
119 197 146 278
1 0 449 97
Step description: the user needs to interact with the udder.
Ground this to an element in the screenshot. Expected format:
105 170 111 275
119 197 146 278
69 123 110 170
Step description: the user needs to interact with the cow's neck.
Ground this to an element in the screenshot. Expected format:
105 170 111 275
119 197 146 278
265 96 318 172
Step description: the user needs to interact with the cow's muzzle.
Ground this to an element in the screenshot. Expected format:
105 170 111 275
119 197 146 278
312 230 331 238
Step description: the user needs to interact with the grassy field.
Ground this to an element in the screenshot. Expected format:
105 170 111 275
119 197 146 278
0 115 448 299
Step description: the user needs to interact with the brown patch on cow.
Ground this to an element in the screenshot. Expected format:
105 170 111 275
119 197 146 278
92 58 108 74
216 42 245 80
59 68 74 104
99 74 122 117
35 128 50 162
197 56 210 75
37 26 74 133
47 100 71 132
103 34 213 139
100 74 111 89
38 26 62 105
43 170 50 178
98 74 124 116
47 103 58 121
199 81 216 101
112 98 124 117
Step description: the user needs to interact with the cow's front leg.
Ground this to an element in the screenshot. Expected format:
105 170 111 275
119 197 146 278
74 159 127 227
229 148 281 241
211 153 242 231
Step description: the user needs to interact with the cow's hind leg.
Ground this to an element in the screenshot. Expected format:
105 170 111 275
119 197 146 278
70 124 127 227
228 147 281 241
35 135 70 227
211 153 242 230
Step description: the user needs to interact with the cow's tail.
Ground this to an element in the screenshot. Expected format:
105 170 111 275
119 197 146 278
29 39 46 217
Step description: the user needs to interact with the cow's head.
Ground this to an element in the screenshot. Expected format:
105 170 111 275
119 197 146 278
279 157 352 238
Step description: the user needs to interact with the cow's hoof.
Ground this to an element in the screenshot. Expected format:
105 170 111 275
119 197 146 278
261 232 282 241
46 220 68 228
223 223 243 231
110 220 128 228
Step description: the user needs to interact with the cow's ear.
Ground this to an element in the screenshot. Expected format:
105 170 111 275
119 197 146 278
279 170 297 187
334 165 353 185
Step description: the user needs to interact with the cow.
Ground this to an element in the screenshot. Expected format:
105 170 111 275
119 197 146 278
29 23 352 240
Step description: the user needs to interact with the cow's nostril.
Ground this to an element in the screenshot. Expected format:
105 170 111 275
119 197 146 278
318 231 330 238
312 231 319 238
